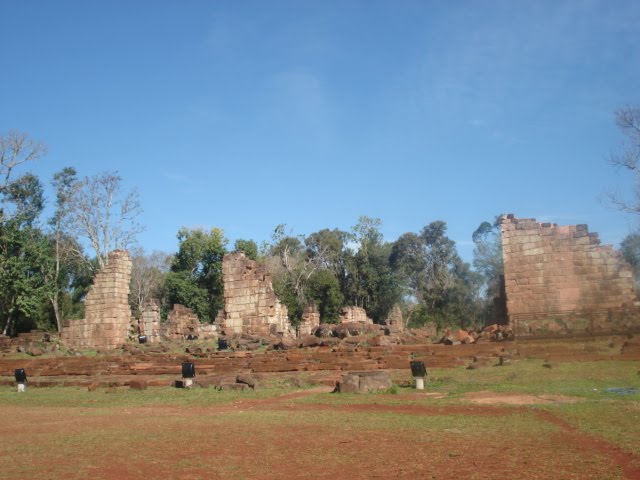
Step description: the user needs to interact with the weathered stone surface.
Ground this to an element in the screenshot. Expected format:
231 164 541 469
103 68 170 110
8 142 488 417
440 329 475 345
0 330 60 355
163 304 201 341
500 215 640 336
336 371 392 393
339 306 372 324
236 373 258 388
299 334 321 348
61 250 133 350
139 301 161 343
217 253 292 337
298 304 320 337
129 379 148 390
385 304 405 331
219 382 249 391
313 324 334 338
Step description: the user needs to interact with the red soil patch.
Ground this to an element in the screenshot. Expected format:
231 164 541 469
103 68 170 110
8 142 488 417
2 388 639 479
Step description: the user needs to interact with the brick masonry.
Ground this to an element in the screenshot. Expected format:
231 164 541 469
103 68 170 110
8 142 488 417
217 252 292 336
500 215 640 336
61 250 133 350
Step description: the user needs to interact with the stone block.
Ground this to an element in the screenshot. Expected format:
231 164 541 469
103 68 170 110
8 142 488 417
336 371 392 393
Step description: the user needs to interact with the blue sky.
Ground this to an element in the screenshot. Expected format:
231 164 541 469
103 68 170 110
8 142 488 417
1 0 639 262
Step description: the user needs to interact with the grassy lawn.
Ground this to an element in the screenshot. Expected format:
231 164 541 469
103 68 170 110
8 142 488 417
0 358 638 479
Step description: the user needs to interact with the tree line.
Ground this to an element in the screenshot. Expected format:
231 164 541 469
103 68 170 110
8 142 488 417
0 131 504 336
5 105 638 336
127 216 505 331
0 131 142 335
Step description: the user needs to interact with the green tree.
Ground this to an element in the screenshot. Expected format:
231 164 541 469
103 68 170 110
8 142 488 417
620 233 640 288
472 219 504 296
305 268 344 323
344 217 402 323
266 224 326 324
47 167 80 331
165 227 227 322
234 239 258 260
0 219 55 335
0 173 55 334
305 228 353 295
390 221 481 330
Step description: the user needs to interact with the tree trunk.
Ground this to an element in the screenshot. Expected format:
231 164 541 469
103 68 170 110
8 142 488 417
2 312 12 336
51 295 62 333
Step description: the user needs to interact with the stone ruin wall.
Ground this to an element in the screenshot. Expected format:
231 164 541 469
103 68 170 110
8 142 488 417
339 306 372 324
61 250 133 350
217 252 292 336
298 304 320 336
385 304 405 331
139 303 218 342
163 304 200 341
139 301 162 343
500 215 640 336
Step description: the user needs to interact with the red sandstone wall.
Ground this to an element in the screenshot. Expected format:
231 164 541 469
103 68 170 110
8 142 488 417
500 215 639 336
218 253 292 336
61 250 133 350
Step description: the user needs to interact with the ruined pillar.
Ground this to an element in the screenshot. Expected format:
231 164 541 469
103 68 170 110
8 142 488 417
339 306 372 324
298 304 320 337
139 301 161 343
218 252 292 336
61 250 133 350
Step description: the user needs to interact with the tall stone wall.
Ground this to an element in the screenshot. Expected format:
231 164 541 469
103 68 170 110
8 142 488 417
500 215 639 336
61 250 133 350
218 252 292 336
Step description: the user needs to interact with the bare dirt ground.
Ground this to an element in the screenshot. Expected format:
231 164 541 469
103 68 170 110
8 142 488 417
1 387 639 480
464 391 585 405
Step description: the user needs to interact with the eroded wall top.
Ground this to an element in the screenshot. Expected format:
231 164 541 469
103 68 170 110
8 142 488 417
218 252 292 336
500 215 638 335
61 250 133 350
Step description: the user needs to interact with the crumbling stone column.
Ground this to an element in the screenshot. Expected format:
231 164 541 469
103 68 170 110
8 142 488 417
298 304 320 337
139 301 161 343
162 304 201 340
218 252 292 336
61 250 133 350
339 306 372 324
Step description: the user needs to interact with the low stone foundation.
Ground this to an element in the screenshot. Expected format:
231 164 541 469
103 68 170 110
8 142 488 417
138 303 218 342
339 306 372 324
